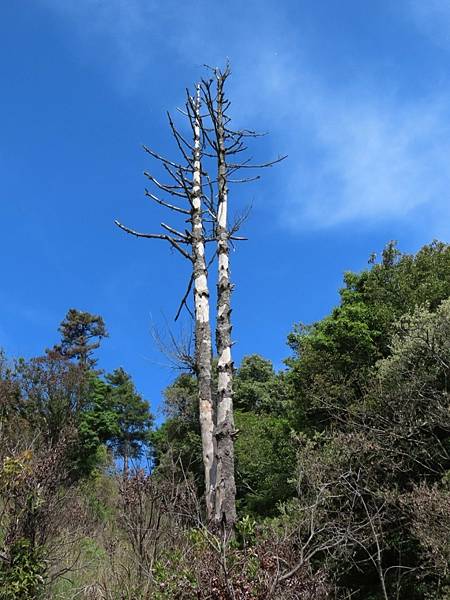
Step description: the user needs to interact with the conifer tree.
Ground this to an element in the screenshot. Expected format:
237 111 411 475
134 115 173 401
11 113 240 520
106 367 153 475
53 309 108 370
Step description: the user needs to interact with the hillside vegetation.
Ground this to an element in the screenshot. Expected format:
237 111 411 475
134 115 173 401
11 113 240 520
1 241 449 599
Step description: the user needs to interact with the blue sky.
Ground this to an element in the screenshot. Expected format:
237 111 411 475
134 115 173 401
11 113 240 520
1 0 450 419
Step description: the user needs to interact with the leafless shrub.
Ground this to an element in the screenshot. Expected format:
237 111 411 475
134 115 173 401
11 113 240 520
118 467 197 574
401 483 450 577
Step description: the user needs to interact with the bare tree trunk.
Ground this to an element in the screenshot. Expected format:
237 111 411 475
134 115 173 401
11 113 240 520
200 63 284 530
123 448 129 479
191 87 216 521
212 71 237 532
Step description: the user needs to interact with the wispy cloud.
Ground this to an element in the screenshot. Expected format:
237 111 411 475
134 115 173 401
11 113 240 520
36 0 280 92
37 0 450 232
407 0 450 50
225 50 450 230
280 82 450 228
38 0 174 90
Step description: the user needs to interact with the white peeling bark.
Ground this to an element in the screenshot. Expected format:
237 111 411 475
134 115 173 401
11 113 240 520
213 74 237 531
191 86 216 521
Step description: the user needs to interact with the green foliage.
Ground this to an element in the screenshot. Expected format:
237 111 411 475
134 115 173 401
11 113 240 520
79 470 117 523
163 372 198 421
53 308 108 369
0 351 19 420
234 410 296 516
0 540 46 600
14 354 88 447
286 240 450 428
3 241 450 600
234 354 291 415
150 373 203 483
150 417 203 494
152 553 199 599
235 514 257 548
0 311 154 599
74 376 119 476
73 369 153 476
153 362 296 511
284 296 450 599
106 367 153 468
360 299 450 479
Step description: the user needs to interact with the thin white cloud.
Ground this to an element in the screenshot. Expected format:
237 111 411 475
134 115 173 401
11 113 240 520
37 0 193 90
37 0 450 232
407 0 450 50
228 51 450 230
283 89 450 228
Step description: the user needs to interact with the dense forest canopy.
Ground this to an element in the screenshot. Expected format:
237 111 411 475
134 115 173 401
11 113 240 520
1 240 449 599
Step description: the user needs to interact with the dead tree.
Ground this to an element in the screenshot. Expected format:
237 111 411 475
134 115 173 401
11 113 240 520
189 86 216 520
201 65 286 532
115 86 216 520
116 67 285 530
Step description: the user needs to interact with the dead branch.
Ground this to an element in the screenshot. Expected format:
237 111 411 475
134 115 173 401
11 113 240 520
160 222 190 240
114 220 192 261
144 189 190 215
143 144 192 173
144 171 186 198
174 275 194 322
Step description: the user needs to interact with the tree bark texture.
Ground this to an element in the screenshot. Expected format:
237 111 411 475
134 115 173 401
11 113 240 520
213 74 237 531
191 87 216 521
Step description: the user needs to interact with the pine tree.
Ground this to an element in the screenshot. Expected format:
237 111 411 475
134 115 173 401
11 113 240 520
54 309 108 370
106 368 153 475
